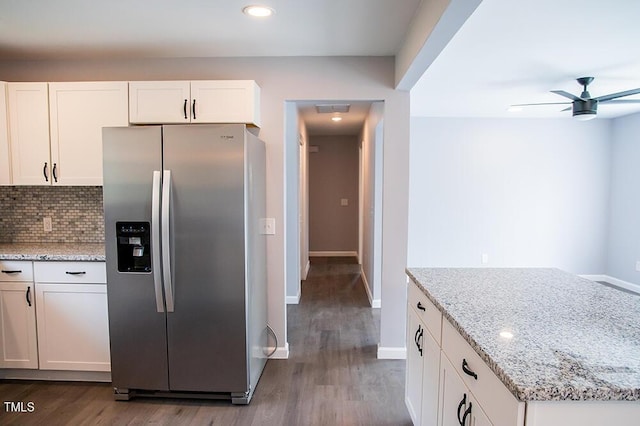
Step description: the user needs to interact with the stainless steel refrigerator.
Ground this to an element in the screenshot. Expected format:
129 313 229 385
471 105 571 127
102 124 267 404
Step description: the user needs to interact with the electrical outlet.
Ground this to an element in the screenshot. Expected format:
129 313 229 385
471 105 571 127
481 253 489 264
43 217 52 232
340 198 349 206
636 261 640 272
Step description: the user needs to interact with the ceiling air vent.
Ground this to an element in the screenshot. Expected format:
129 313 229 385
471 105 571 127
315 104 351 114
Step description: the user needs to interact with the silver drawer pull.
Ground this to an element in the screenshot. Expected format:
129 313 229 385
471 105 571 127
65 271 87 275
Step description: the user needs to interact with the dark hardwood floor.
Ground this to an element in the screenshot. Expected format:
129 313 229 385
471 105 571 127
0 257 411 425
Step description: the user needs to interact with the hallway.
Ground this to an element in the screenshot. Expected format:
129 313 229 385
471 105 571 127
0 257 410 425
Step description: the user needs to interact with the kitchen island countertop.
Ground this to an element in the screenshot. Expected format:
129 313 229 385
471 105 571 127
0 243 105 261
406 267 640 402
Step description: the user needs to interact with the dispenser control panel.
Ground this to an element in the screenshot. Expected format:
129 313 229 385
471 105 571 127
116 222 152 273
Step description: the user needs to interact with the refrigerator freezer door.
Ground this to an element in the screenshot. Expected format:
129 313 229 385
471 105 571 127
103 126 170 391
162 125 249 393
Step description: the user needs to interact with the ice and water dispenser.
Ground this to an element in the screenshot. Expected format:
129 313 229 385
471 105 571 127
116 222 152 273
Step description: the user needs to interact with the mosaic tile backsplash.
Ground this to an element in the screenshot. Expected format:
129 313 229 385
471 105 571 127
0 186 104 243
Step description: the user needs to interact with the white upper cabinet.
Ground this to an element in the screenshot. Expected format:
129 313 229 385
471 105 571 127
129 80 261 127
128 81 191 124
0 82 11 185
8 82 51 185
49 82 129 185
190 80 260 125
8 81 128 186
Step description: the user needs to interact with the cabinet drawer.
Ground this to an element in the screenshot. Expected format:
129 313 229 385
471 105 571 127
442 319 524 426
0 261 33 281
408 280 442 344
34 262 106 284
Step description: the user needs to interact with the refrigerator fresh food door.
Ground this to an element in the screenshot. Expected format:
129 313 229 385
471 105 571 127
103 126 170 391
162 125 249 393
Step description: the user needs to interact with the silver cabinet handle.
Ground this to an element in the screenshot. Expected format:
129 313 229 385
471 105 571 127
162 170 174 312
151 170 164 313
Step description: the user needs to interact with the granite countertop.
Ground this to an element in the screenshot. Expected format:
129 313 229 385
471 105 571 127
0 243 105 261
406 267 640 402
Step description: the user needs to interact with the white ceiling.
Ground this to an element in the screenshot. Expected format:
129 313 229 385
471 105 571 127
0 0 421 60
298 101 372 136
411 0 640 119
5 0 638 126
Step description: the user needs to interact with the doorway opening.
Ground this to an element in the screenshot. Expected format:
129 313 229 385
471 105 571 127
284 100 383 310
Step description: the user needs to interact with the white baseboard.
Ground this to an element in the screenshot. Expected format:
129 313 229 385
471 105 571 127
268 343 289 359
0 369 111 382
286 292 300 304
377 345 406 360
309 251 358 257
580 274 640 294
360 266 381 308
302 260 310 280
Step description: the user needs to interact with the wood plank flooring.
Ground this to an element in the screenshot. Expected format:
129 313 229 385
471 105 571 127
0 257 411 425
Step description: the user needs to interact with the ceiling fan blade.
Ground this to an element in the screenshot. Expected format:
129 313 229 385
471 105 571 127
595 87 640 103
511 102 571 107
599 98 640 104
561 106 572 112
551 90 582 101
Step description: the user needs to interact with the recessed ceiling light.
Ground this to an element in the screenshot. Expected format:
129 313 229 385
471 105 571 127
331 116 343 122
242 5 275 17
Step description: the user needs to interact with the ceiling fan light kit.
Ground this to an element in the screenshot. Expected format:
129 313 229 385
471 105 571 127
512 77 640 120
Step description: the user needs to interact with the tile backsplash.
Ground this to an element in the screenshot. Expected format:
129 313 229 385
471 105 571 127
0 186 104 243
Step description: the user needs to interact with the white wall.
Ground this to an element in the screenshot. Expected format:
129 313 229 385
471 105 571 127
607 112 640 285
298 115 310 283
0 56 410 356
360 102 384 307
408 117 611 274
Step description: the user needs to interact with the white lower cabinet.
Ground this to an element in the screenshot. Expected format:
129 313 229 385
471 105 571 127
33 262 110 372
407 279 525 426
439 354 493 426
406 283 442 426
0 261 38 369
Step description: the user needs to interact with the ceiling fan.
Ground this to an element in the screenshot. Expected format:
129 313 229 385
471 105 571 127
512 77 640 120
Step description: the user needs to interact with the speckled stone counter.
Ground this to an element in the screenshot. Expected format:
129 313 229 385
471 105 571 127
406 268 640 402
0 243 105 261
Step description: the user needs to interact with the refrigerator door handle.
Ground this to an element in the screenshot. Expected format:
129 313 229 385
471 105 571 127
162 170 175 312
152 171 165 313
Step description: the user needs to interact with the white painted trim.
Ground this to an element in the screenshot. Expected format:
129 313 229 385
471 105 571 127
309 251 358 257
303 260 310 280
286 292 300 305
268 343 290 359
377 345 406 360
0 369 111 382
360 265 381 308
580 274 640 295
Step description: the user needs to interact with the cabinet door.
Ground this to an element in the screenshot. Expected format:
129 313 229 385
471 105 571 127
0 282 38 369
35 283 110 371
439 354 470 426
8 82 51 185
49 82 129 185
406 307 424 424
470 393 493 426
0 82 11 185
129 81 191 123
191 80 260 126
421 327 440 426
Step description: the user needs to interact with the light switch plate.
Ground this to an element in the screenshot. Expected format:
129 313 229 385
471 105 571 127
340 198 349 206
260 218 275 235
